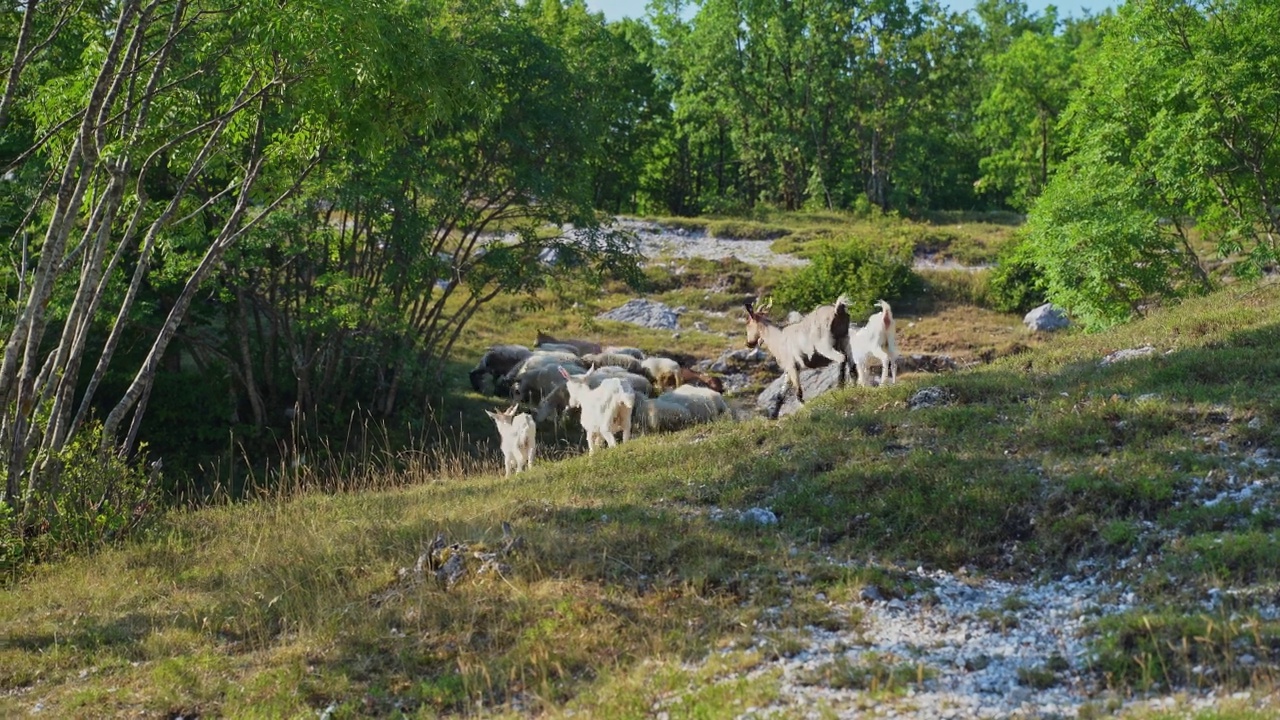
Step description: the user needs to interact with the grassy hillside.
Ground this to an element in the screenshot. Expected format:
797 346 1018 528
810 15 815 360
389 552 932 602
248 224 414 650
4 277 1280 717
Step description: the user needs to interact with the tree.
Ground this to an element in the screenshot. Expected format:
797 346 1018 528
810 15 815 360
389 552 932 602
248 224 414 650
0 0 473 521
1027 0 1275 328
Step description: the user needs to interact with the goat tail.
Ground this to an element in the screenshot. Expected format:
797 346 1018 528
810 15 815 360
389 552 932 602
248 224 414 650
878 299 893 328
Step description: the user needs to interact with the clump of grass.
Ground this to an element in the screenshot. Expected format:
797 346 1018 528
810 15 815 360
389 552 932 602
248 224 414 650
706 219 792 240
798 654 934 693
1091 610 1280 692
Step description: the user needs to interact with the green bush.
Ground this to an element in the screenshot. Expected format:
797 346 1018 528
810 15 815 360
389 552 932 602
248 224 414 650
6 422 158 573
770 236 923 314
987 238 1046 313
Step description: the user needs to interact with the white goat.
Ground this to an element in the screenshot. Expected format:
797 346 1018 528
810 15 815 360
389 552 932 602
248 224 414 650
744 295 852 406
484 405 536 476
558 367 636 455
535 368 652 423
640 356 682 391
469 344 532 393
850 300 900 386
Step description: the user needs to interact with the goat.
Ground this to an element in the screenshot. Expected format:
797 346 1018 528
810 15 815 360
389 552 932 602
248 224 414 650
667 384 731 422
558 366 636 455
484 404 536 476
744 295 852 406
535 368 652 424
850 300 900 386
678 366 724 393
640 356 682 391
581 352 646 376
469 344 532 394
536 330 602 356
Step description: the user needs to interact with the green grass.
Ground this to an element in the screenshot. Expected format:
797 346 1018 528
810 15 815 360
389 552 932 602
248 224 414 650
6 212 1280 715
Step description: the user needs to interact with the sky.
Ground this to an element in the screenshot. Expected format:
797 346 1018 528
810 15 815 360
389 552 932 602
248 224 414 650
584 0 1114 22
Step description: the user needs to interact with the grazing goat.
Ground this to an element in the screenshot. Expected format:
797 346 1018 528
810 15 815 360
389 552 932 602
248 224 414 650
558 367 636 455
536 330 602 356
640 356 682 390
678 366 724 393
535 369 652 423
469 345 532 394
581 352 646 376
484 405 536 476
744 295 852 405
850 300 899 387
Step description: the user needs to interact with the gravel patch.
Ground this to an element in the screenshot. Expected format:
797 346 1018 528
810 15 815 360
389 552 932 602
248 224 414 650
616 219 810 268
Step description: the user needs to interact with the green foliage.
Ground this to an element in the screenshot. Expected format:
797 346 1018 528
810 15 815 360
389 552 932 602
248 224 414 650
986 237 1045 313
975 29 1080 209
1024 157 1200 330
770 237 922 314
7 423 156 573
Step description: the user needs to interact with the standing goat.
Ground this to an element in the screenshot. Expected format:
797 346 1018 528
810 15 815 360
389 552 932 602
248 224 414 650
558 366 636 456
744 295 852 406
484 405 536 476
850 300 899 386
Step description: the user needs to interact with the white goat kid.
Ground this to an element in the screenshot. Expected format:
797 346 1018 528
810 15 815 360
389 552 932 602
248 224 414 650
484 405 536 476
558 366 636 456
744 295 853 406
850 300 900 386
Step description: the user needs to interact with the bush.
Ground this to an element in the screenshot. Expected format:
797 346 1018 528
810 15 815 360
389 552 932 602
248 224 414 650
770 236 923 314
987 238 1046 313
4 422 158 574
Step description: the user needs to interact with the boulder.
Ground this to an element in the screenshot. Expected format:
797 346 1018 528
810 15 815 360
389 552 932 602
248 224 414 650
1023 303 1069 332
598 299 680 330
756 364 846 419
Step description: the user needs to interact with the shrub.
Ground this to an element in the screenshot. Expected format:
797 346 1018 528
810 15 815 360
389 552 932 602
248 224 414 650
6 422 158 573
770 236 922 314
987 238 1046 313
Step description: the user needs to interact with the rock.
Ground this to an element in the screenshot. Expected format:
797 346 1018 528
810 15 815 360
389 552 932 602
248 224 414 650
756 363 847 418
964 654 992 672
860 585 885 602
1100 345 1156 366
908 386 955 410
1023 303 1069 332
694 321 711 333
598 299 680 330
741 507 778 525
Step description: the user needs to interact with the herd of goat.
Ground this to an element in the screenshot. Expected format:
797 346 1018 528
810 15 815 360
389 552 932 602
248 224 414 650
475 296 901 476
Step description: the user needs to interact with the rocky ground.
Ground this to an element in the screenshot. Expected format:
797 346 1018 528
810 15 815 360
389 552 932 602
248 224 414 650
614 220 1280 718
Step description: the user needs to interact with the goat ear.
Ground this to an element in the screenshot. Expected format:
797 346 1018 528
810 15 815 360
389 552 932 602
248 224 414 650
558 365 570 380
504 404 518 416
